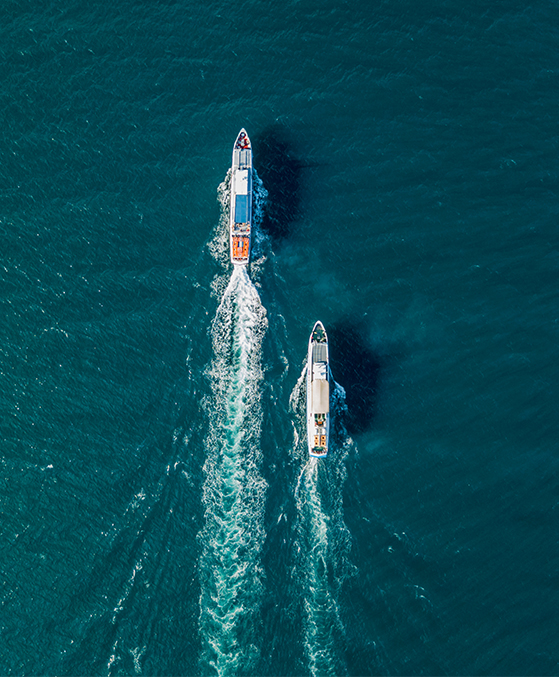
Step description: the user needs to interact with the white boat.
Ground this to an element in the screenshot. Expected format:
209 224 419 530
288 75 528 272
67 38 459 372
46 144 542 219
307 321 330 458
229 128 253 265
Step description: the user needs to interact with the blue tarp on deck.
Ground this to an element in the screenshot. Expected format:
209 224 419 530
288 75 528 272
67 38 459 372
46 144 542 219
235 195 248 222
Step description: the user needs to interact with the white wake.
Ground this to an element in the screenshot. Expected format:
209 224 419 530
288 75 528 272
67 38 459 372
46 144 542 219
198 263 268 677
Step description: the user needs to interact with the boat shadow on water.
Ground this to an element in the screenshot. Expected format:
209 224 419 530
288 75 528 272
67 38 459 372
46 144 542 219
254 124 306 242
328 320 392 436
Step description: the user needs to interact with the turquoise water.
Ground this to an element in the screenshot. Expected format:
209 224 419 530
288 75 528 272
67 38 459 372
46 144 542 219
2 1 559 675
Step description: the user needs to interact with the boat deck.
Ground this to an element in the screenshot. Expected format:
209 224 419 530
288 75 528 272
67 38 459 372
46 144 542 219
233 148 251 169
230 130 252 266
308 321 329 458
312 343 328 363
231 236 250 262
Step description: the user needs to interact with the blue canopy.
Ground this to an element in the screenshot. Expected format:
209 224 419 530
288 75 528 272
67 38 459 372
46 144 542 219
235 195 249 222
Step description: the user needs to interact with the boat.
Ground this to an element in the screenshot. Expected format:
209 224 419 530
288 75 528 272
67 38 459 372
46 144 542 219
307 321 330 458
229 128 253 265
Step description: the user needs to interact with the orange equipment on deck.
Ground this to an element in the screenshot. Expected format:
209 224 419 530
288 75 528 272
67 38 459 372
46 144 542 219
232 235 250 260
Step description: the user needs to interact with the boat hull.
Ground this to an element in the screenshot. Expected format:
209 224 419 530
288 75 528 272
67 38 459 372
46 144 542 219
306 321 330 458
229 129 253 266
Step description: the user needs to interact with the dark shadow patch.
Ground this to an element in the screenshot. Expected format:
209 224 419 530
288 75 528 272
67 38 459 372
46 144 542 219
254 124 304 241
328 320 385 435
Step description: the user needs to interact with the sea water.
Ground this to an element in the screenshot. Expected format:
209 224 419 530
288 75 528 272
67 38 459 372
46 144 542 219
2 1 559 675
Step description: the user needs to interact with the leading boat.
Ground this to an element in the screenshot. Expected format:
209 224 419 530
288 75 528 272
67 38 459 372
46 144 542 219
307 321 330 458
229 128 253 265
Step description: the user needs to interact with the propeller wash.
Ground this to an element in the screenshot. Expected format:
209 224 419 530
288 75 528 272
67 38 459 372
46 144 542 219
198 265 268 677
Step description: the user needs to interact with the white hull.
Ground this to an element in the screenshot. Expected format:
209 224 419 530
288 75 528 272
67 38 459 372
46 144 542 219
229 128 253 266
306 321 330 458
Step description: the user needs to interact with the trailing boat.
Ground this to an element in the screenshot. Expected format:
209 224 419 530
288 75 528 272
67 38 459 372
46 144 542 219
307 321 330 458
229 128 253 265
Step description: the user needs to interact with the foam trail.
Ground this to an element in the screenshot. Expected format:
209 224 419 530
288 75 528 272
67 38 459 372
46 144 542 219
291 376 355 676
198 264 268 677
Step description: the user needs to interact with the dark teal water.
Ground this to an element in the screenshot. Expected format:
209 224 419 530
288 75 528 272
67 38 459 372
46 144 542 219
2 1 559 675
